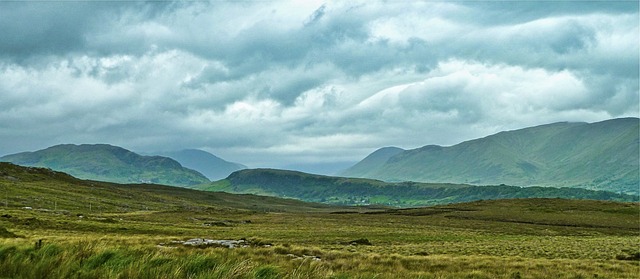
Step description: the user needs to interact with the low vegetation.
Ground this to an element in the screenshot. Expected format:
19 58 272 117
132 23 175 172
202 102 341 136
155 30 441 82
1 163 639 278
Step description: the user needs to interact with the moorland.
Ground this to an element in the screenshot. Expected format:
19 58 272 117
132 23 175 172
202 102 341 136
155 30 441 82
1 163 639 279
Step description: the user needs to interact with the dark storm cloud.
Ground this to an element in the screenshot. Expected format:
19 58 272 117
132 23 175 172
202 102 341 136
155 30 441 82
0 2 93 59
0 1 180 61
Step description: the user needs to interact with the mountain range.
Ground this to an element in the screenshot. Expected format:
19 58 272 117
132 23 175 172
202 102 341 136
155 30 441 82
341 118 639 195
198 168 636 207
0 117 637 198
0 144 210 186
156 149 246 181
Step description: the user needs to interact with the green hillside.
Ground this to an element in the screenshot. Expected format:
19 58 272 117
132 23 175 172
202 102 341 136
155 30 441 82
198 169 637 207
0 162 336 213
342 118 640 194
0 144 210 187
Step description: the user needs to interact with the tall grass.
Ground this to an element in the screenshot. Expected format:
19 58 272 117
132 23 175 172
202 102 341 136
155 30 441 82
0 242 256 279
1 240 638 279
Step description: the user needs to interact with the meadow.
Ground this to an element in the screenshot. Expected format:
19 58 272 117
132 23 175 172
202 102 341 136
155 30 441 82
1 163 639 278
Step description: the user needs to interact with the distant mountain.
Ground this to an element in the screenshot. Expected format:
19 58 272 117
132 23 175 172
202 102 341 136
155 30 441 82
0 144 210 186
278 161 358 176
198 168 636 207
157 149 246 181
341 118 640 195
342 147 404 176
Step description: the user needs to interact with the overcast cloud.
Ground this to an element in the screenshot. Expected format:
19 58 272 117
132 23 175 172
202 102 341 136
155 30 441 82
0 1 638 171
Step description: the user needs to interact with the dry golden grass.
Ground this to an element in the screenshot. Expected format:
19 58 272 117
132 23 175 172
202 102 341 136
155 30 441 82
1 164 638 278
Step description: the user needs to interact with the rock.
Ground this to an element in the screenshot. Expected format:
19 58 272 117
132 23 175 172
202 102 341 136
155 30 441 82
285 253 321 261
347 238 372 246
180 238 247 248
203 221 231 227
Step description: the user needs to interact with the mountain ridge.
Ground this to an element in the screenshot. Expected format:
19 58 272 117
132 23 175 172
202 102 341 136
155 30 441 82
341 118 639 194
0 144 210 186
156 149 246 181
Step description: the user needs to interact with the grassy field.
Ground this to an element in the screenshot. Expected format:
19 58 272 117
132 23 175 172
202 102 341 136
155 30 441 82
1 163 639 278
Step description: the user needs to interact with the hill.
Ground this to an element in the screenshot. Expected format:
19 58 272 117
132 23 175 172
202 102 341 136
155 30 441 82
341 118 640 194
0 144 210 187
157 149 246 181
197 168 637 207
0 162 338 213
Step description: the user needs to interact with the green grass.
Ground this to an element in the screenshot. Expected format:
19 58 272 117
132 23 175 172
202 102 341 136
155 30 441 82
1 163 639 278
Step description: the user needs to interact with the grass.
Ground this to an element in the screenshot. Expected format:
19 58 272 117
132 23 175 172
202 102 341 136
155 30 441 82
1 238 638 279
1 163 639 278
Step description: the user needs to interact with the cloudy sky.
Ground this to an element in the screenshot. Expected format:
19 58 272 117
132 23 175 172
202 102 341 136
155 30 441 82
0 1 638 173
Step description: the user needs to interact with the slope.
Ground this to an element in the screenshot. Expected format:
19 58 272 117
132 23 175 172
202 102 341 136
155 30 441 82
158 149 246 181
198 168 637 207
342 118 639 194
341 146 404 176
0 162 338 213
0 144 210 187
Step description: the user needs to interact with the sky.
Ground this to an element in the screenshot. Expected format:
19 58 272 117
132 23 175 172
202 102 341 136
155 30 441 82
0 1 638 173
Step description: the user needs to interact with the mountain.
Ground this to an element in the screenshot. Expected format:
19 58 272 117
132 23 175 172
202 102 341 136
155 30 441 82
0 144 210 186
157 149 246 181
341 147 404 176
341 118 640 195
278 161 358 176
197 168 637 207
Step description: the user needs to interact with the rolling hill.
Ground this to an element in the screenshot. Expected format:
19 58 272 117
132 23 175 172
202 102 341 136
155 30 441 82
197 168 637 207
341 118 640 194
0 144 210 186
0 162 337 213
157 149 246 181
